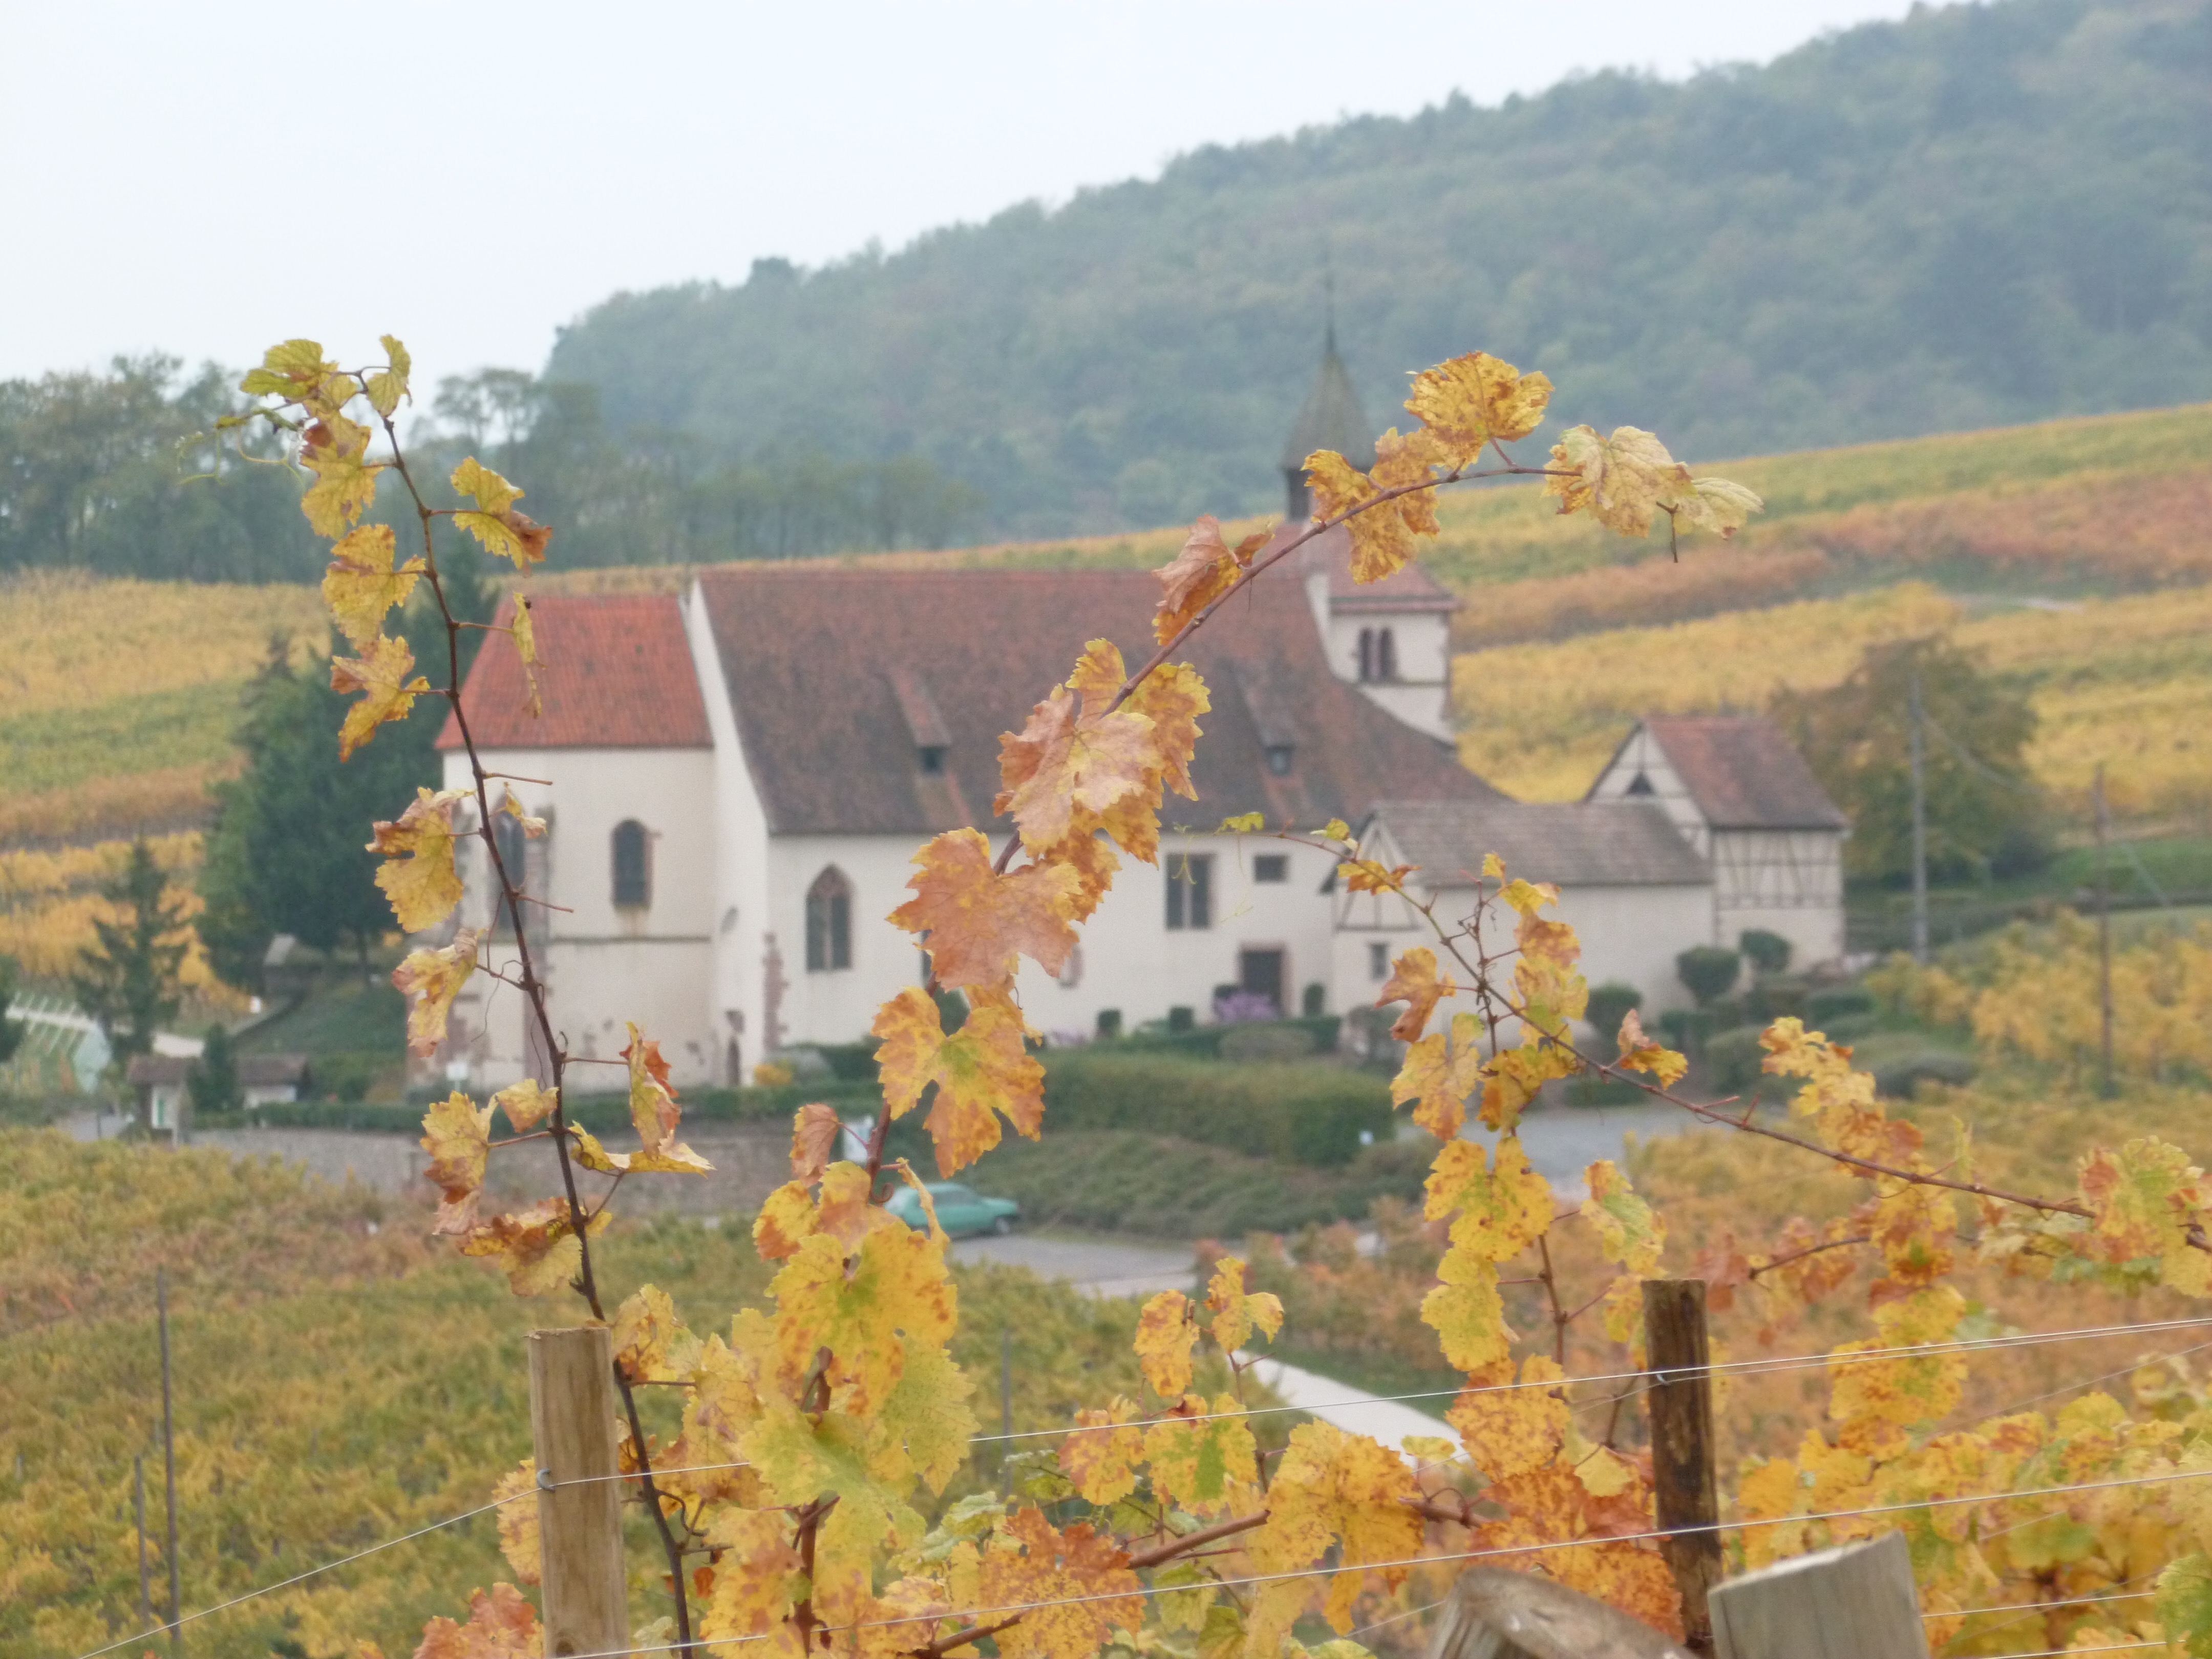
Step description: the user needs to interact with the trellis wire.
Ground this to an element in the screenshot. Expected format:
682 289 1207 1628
72 1311 2212 1657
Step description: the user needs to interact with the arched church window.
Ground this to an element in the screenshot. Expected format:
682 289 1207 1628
612 820 650 907
806 867 853 971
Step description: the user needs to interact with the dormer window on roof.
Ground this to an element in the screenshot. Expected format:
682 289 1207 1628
918 746 947 775
1625 771 1655 797
1265 743 1295 776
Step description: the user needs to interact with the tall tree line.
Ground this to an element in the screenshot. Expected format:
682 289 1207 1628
0 361 987 585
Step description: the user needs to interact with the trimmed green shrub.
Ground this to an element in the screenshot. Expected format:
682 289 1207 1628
1676 946 1741 1006
1657 1007 1717 1056
1702 1024 1772 1093
1038 1051 1393 1166
1808 986 1878 1024
1739 929 1792 976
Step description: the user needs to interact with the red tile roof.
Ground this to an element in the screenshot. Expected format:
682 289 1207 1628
1629 715 1848 830
438 594 711 751
696 565 1498 835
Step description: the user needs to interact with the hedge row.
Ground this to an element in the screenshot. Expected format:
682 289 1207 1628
218 1050 1393 1170
1036 1051 1393 1167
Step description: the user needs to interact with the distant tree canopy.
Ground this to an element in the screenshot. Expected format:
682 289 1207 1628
548 0 2212 540
1776 635 2046 886
0 359 987 583
197 632 443 990
0 357 313 580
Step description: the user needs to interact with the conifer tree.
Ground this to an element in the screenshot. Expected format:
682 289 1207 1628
71 841 189 1099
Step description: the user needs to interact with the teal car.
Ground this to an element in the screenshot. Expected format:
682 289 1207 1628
884 1181 1019 1239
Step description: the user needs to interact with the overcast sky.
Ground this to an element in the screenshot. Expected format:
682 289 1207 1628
3 1 1919 385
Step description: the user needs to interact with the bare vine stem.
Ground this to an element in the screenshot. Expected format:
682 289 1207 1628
372 403 699 1656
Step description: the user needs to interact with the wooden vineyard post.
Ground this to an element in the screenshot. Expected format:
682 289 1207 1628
1643 1280 1721 1653
1709 1533 1929 1659
529 1326 628 1657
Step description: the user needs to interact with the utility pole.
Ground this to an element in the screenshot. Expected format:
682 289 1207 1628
158 1267 181 1657
1908 671 1929 964
2095 764 2116 1098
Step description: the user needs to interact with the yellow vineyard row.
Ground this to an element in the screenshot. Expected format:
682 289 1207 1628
1456 580 2212 819
0 569 324 720
0 832 202 905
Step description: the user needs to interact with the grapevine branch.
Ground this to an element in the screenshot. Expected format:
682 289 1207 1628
373 401 700 1657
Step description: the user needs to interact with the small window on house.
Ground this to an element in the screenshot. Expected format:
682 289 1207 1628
806 867 853 971
1253 854 1289 883
1625 770 1655 797
612 820 650 908
1265 744 1295 776
1357 627 1398 683
1368 941 1390 981
1165 855 1214 930
918 746 947 775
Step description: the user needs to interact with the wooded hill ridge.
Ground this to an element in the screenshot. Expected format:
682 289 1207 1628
547 0 2212 540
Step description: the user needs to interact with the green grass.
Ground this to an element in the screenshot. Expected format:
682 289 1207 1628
237 975 410 1059
0 684 244 797
958 1129 1432 1240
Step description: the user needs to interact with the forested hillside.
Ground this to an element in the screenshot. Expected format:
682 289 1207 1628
547 0 2212 538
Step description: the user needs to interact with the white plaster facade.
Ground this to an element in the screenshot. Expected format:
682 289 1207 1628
1587 718 1849 973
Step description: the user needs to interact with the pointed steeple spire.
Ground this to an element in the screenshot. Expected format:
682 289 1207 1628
1281 280 1373 521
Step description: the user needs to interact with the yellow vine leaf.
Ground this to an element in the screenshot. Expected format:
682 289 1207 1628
239 337 340 404
888 827 1081 992
1827 1285 1967 1439
415 1584 540 1659
1303 428 1444 583
771 1226 955 1413
457 1197 607 1298
1219 811 1265 834
791 1101 843 1183
330 633 431 761
511 593 542 718
700 1507 803 1641
1449 1355 1569 1480
1135 1289 1199 1398
891 1159 949 1243
1614 1007 1687 1089
1426 1135 1552 1262
869 988 1045 1176
1581 1160 1666 1275
1393 1011 1485 1141
1403 352 1553 463
420 1090 493 1236
1205 1255 1284 1352
1144 1392 1259 1515
612 1284 699 1384
1123 660 1208 803
322 524 422 650
1543 424 1762 541
1154 515 1265 647
492 1078 556 1133
1254 1422 1424 1630
2156 1554 2212 1657
753 1180 819 1262
451 457 552 569
621 1023 711 1174
1421 1243 1511 1372
366 334 412 418
2078 1137 2212 1294
393 925 482 1055
1378 946 1454 1043
996 641 1159 852
498 789 545 839
370 786 470 933
977 1509 1143 1659
1340 858 1415 895
490 1460 540 1586
741 1399 927 1614
1058 1397 1144 1505
299 413 381 536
